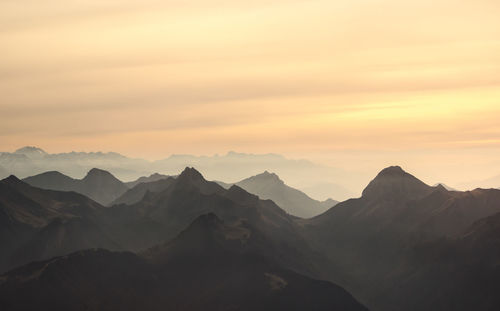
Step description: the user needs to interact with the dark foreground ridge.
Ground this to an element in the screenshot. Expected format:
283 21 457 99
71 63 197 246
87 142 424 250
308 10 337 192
0 213 368 311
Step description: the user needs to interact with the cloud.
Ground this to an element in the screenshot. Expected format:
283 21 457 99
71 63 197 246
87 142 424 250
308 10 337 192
0 0 499 160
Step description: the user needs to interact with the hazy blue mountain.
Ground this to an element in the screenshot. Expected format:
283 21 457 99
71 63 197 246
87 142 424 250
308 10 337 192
0 146 151 181
218 171 338 218
0 214 368 311
152 151 362 201
125 173 170 188
23 169 128 205
456 173 500 191
0 153 35 178
0 166 8 179
112 177 176 205
0 146 361 200
13 146 47 159
300 181 357 202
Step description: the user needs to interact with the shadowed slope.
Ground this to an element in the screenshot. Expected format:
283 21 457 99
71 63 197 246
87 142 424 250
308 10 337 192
304 166 500 311
104 167 324 277
0 176 118 273
125 173 170 188
111 177 176 205
0 214 368 311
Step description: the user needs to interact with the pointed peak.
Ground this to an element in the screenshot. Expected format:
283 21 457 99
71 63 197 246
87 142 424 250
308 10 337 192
362 166 431 199
254 171 282 182
433 183 455 191
178 167 205 182
434 183 448 192
262 170 276 176
3 175 22 184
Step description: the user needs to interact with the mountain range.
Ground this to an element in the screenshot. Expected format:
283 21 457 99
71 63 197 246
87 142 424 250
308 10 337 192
0 175 119 273
23 169 128 205
0 146 362 200
1 164 500 310
302 166 500 310
23 168 336 217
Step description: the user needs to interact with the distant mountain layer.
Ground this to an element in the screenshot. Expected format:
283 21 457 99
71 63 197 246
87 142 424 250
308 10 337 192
0 166 8 179
0 214 368 311
217 171 338 218
0 146 361 201
125 173 170 188
456 173 500 191
23 169 128 205
114 171 337 218
112 177 176 205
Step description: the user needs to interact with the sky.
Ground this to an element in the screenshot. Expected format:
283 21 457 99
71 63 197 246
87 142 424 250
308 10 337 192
1 0 500 185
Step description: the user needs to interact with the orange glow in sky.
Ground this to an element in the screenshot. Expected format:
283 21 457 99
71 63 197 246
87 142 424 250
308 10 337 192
1 0 500 183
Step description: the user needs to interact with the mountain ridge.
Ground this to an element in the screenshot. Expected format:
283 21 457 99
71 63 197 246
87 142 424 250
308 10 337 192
23 168 128 205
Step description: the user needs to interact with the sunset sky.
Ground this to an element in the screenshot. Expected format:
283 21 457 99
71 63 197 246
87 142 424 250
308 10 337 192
1 0 500 185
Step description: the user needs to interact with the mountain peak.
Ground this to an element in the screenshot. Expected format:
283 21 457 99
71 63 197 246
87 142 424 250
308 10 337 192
253 171 283 183
434 183 448 192
3 174 22 184
177 167 205 182
14 146 47 158
362 166 431 199
262 170 278 177
376 166 406 177
84 168 114 179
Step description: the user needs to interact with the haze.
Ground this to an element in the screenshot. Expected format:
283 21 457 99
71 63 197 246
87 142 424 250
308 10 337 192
1 0 500 186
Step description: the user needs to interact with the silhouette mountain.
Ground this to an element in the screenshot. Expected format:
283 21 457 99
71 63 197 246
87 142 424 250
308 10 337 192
432 183 456 191
6 163 500 310
0 175 117 273
103 167 322 277
361 166 432 200
125 173 170 188
218 171 338 218
0 214 368 311
23 168 128 205
304 165 500 311
112 177 176 205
